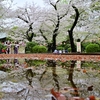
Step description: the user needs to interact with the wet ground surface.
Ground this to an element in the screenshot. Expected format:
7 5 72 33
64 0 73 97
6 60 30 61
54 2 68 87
0 63 100 100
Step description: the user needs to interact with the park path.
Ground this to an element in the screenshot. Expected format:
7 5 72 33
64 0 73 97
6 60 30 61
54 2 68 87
0 53 100 61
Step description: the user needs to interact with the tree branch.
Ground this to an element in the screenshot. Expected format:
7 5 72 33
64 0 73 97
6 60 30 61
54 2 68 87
25 8 31 22
18 16 29 23
60 0 72 19
53 13 60 36
39 29 48 43
49 0 58 10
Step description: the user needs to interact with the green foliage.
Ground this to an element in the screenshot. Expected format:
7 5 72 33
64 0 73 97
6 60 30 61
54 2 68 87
57 46 64 50
25 42 38 53
6 37 14 42
86 43 100 52
57 37 70 51
90 1 100 11
96 41 100 46
66 25 72 30
12 26 18 30
82 61 100 70
67 47 71 52
0 60 7 71
96 43 100 52
0 43 3 49
70 14 75 19
64 44 70 50
32 45 47 53
28 60 46 66
61 0 69 4
0 60 6 65
81 42 90 52
0 42 6 50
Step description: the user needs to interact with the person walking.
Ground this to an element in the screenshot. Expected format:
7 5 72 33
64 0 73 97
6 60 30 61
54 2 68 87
13 41 19 65
14 41 19 54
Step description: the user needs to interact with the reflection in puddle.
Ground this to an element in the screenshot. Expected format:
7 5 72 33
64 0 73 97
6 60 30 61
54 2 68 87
0 59 100 99
68 60 79 96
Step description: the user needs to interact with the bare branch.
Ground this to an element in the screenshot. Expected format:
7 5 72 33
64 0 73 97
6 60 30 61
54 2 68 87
49 0 57 10
39 29 48 42
18 16 29 23
81 34 91 43
56 0 60 4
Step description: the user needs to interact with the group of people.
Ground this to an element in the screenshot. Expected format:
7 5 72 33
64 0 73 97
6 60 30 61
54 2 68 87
4 41 19 54
2 41 20 64
53 49 68 54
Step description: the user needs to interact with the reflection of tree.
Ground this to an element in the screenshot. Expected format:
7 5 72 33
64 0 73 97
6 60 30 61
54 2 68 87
39 67 48 81
52 66 60 91
68 60 79 96
67 5 80 96
26 69 34 87
39 60 60 91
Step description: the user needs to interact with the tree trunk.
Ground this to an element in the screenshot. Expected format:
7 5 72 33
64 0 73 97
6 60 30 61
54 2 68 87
52 34 57 52
26 23 34 42
47 43 52 53
68 5 79 52
67 6 80 96
68 30 76 52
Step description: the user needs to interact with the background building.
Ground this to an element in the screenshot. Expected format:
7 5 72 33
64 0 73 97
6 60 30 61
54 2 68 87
0 32 6 42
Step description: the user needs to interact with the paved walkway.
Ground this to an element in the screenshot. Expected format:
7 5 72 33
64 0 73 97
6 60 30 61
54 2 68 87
0 53 100 61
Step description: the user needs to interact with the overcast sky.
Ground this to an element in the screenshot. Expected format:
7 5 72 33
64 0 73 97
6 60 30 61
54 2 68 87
13 0 45 8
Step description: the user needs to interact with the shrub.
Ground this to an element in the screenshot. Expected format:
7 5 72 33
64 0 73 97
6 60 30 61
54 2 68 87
0 43 7 53
26 59 46 67
67 46 76 52
25 42 38 53
0 43 3 49
57 46 64 50
86 43 100 53
94 42 100 52
67 47 71 52
81 42 90 52
32 45 47 53
64 44 70 50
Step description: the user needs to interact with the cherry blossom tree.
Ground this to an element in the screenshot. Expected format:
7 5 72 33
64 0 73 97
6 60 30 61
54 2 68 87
39 0 72 52
0 0 13 32
16 4 41 42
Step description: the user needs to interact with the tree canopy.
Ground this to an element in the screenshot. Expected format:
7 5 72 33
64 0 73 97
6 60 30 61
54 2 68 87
0 0 100 47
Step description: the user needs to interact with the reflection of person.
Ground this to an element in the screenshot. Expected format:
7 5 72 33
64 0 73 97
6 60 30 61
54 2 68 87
14 59 19 64
14 41 19 54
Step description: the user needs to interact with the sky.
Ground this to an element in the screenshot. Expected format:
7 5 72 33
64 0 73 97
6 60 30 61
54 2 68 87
13 0 45 8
